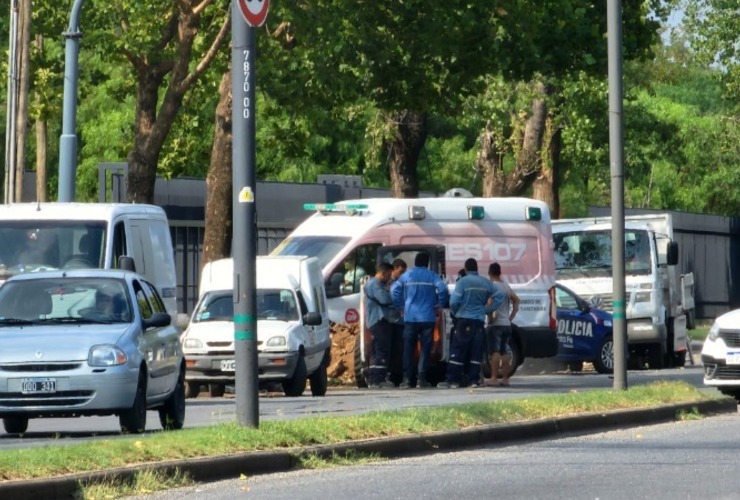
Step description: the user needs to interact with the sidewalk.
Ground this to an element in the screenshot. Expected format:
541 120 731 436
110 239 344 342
0 397 734 500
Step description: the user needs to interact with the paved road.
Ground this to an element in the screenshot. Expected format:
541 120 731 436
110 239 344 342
0 365 709 450
129 407 740 500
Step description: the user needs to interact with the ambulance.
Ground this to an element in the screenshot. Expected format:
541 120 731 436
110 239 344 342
271 193 558 386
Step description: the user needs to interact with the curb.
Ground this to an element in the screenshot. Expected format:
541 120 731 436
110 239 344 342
1 398 735 499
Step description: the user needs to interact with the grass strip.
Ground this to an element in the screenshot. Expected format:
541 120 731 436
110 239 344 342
0 380 716 481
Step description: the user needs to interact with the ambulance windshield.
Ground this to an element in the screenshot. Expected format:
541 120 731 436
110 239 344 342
271 236 350 269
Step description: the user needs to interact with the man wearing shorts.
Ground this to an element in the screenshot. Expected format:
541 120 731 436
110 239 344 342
485 262 520 387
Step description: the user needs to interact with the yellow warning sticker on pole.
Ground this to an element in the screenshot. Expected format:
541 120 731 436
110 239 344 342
238 186 254 203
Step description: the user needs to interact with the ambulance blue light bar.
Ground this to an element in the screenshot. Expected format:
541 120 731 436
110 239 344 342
303 203 369 214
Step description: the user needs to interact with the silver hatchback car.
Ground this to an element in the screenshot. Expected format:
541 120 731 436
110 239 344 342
0 269 185 434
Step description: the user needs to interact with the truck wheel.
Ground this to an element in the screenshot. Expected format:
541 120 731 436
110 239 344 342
353 333 368 388
309 350 329 397
673 351 687 368
209 384 225 398
185 382 200 399
3 417 28 434
647 345 665 369
593 335 614 374
283 355 308 397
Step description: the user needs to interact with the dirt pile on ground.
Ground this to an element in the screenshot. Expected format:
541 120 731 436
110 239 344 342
327 323 358 385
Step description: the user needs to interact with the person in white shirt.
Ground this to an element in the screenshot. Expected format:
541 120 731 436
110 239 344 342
484 262 520 387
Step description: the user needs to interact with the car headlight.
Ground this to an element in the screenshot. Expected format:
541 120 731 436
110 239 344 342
89 345 127 367
266 336 286 347
183 338 203 349
708 323 720 341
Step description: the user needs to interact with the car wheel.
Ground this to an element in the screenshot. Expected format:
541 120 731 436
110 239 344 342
120 373 147 434
309 350 329 397
159 369 186 430
719 388 740 403
3 417 28 434
184 382 200 399
503 340 521 378
283 354 308 397
593 335 614 374
208 384 225 398
672 350 687 368
353 333 368 388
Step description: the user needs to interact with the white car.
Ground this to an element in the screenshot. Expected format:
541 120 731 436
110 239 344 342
0 269 185 434
701 309 740 401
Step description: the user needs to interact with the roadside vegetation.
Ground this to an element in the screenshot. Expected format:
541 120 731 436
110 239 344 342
0 381 718 487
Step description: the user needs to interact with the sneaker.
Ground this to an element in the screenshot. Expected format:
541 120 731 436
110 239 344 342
470 383 480 388
418 379 431 389
399 380 412 389
436 381 459 389
377 380 395 389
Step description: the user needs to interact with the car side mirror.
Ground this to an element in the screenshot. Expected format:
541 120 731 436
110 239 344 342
303 311 322 326
144 312 171 329
119 255 137 272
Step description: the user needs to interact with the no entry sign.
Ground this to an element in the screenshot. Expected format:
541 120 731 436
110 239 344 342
237 0 270 27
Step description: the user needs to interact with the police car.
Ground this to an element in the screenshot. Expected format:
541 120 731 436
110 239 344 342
554 283 614 374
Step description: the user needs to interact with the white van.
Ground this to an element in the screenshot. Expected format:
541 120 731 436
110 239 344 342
181 256 331 397
0 203 177 316
271 196 558 385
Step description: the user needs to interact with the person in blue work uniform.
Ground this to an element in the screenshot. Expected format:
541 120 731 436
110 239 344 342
364 262 398 389
391 252 449 389
438 258 504 389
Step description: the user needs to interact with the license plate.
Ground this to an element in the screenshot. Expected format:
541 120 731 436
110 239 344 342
727 352 740 365
21 378 56 394
220 360 236 372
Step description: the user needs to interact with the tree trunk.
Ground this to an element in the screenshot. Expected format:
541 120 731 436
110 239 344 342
124 5 230 204
532 116 562 216
35 34 48 203
203 71 233 265
386 110 427 198
479 81 549 199
14 0 31 201
35 119 47 202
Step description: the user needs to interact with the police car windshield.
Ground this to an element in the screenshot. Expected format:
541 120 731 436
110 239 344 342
271 236 350 269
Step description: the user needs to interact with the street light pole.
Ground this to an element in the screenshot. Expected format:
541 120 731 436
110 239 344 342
58 0 85 202
608 0 628 390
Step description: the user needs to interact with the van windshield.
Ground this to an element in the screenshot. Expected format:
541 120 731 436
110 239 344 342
0 221 106 280
194 289 300 322
271 236 350 269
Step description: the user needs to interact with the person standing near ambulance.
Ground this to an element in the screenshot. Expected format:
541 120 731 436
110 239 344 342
363 262 397 389
438 258 504 388
485 262 521 387
391 252 448 389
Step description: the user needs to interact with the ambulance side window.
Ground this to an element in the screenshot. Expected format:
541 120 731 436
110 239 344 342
326 244 381 298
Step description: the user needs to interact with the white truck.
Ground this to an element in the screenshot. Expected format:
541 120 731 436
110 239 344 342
180 256 332 397
552 214 696 369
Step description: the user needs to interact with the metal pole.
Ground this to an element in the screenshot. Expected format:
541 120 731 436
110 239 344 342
58 0 85 202
608 0 627 390
5 0 19 204
232 0 259 427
